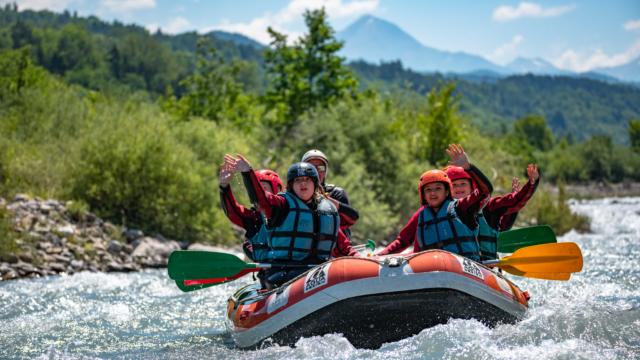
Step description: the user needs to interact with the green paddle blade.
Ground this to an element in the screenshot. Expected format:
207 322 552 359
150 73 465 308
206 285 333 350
168 250 256 280
498 225 557 253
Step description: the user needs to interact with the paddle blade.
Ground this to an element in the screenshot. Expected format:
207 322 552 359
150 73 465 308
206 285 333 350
168 250 254 280
499 265 572 281
175 279 219 292
498 225 557 253
498 242 583 274
174 268 260 292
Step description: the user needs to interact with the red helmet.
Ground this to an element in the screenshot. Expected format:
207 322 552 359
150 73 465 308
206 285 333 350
256 169 283 193
418 170 452 205
444 165 475 188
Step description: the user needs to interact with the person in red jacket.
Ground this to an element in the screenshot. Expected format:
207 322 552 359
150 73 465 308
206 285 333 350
228 154 357 289
219 154 283 262
446 163 540 260
377 144 492 260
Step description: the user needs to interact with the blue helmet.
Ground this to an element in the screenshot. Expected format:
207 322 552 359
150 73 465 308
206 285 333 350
286 162 319 185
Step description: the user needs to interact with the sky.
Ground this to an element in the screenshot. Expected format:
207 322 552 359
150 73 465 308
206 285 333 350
3 0 640 71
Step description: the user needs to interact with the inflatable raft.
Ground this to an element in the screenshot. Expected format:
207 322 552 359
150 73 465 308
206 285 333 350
226 250 530 349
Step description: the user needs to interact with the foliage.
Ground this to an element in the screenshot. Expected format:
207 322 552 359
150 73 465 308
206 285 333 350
263 8 358 134
0 206 19 261
68 106 229 243
630 119 640 153
423 82 462 166
517 183 590 236
512 115 555 151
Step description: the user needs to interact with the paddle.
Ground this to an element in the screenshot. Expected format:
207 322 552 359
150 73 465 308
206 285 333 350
498 225 557 253
168 250 317 280
484 242 583 280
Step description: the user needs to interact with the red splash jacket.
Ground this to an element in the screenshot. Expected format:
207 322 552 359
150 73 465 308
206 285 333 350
378 165 492 255
242 169 358 258
483 177 540 231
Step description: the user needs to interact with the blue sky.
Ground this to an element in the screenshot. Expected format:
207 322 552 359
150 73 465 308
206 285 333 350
4 0 639 71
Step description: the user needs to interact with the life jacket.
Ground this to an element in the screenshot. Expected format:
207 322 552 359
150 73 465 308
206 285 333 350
267 192 339 263
476 211 499 261
417 198 481 261
247 213 270 262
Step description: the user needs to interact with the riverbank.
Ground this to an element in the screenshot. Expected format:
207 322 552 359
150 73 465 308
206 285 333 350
558 181 640 198
0 195 241 281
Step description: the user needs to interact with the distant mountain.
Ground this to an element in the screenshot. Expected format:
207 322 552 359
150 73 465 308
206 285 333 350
211 30 265 49
337 15 504 74
506 57 568 75
592 57 640 83
337 15 639 84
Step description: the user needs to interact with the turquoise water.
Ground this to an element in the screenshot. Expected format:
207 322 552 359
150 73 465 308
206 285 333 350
1 197 639 359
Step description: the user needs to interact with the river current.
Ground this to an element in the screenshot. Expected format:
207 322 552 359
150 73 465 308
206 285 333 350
1 197 639 359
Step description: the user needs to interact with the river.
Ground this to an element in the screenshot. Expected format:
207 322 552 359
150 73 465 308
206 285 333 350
1 197 639 359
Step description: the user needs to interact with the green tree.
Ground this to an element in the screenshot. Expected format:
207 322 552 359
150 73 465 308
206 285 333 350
580 135 614 181
513 115 555 151
164 37 246 123
630 119 640 153
423 82 462 166
264 8 357 131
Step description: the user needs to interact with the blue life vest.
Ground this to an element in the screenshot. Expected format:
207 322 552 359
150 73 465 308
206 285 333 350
268 192 339 263
477 211 499 261
417 198 481 261
247 213 270 262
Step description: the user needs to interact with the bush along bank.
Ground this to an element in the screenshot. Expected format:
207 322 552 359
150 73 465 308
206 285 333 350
0 194 238 281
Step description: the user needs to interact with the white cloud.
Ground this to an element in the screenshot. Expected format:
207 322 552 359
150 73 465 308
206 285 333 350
206 0 379 44
493 2 575 22
145 23 159 33
624 19 640 31
3 0 74 12
553 40 640 72
162 16 191 34
488 34 524 64
101 0 155 13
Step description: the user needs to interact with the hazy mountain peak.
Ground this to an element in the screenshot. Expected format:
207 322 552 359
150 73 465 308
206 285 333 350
338 14 502 73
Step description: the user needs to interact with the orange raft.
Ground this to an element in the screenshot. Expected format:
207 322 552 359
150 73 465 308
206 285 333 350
226 250 529 349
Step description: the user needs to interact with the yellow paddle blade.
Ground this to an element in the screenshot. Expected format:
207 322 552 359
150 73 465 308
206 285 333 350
496 242 583 274
499 265 572 281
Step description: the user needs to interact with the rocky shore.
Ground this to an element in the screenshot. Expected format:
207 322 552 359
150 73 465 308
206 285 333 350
0 195 240 281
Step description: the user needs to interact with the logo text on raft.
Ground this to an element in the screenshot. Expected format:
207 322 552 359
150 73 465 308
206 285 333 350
304 263 331 293
458 257 484 280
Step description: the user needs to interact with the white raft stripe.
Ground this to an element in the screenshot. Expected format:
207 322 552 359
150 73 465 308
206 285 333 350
231 271 527 348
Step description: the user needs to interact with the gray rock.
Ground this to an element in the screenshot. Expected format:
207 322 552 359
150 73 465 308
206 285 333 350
1 253 19 264
18 252 33 263
123 229 144 242
52 254 72 264
0 263 11 274
122 244 134 254
45 247 63 255
49 263 67 272
15 262 38 275
107 240 123 254
1 270 19 280
106 261 125 272
131 237 180 258
13 194 30 202
56 224 76 237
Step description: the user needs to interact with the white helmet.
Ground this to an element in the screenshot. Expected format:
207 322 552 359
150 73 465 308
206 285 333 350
301 149 328 166
301 149 329 178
